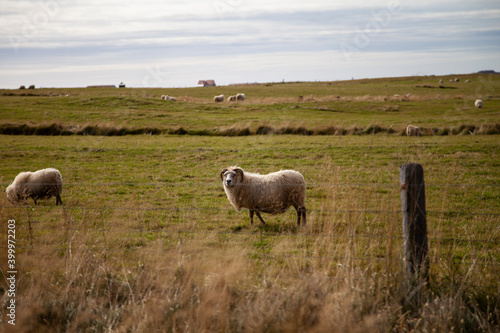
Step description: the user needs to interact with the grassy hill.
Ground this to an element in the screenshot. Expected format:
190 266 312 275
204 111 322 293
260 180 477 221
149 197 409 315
0 75 499 332
1 74 499 136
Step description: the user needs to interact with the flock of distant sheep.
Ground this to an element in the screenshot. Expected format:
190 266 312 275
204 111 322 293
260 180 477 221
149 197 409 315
216 93 246 102
160 95 177 101
439 78 470 84
160 93 246 103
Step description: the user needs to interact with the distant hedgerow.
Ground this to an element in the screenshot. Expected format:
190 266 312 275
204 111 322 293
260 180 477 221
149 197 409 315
0 122 499 137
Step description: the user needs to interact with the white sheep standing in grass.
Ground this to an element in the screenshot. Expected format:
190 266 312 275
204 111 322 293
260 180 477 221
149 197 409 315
214 94 224 102
236 93 245 101
6 168 63 205
227 95 237 102
475 99 483 108
406 125 422 137
220 166 306 226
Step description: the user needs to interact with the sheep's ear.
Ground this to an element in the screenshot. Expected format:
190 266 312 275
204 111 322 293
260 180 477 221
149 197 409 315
220 169 228 180
234 168 244 181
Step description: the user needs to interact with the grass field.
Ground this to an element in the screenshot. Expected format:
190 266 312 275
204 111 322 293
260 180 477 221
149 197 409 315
0 75 499 332
1 74 500 136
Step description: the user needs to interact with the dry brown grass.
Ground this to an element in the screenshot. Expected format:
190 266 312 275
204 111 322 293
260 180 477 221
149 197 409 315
221 93 468 105
1 169 497 332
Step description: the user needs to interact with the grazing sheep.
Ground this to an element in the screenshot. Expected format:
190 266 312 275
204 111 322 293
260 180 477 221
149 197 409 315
161 95 177 101
214 94 224 102
227 95 237 102
220 166 307 226
406 125 422 137
475 99 483 109
6 168 63 205
454 78 460 82
439 80 444 84
28 84 35 89
465 79 471 83
236 93 245 101
19 85 26 90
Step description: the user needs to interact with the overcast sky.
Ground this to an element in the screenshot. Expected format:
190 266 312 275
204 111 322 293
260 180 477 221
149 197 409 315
0 0 499 88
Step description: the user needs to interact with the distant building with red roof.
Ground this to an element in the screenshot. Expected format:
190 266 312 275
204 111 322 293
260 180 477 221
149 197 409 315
198 80 216 87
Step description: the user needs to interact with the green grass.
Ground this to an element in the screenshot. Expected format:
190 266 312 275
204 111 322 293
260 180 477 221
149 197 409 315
0 75 499 332
1 74 499 135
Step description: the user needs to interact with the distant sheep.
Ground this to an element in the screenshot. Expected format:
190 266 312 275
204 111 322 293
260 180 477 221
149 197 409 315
6 168 63 205
161 95 177 101
220 166 306 226
28 85 35 89
214 94 224 102
439 80 444 84
465 79 471 83
475 99 483 109
236 93 245 101
227 95 237 102
406 125 422 137
19 85 26 90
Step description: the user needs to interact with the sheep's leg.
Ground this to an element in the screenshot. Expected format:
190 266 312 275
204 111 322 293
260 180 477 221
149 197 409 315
295 206 307 226
255 211 267 225
56 194 63 205
300 206 307 226
249 210 254 225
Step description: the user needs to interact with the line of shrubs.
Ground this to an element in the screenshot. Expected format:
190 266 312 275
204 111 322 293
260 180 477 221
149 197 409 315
0 123 499 136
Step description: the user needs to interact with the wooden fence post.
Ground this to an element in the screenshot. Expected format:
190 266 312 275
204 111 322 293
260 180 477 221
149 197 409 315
400 163 429 281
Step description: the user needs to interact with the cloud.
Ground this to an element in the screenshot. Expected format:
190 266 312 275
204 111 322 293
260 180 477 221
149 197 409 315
0 0 499 87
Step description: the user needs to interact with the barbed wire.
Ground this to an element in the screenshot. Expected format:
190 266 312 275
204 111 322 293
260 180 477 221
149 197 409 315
2 243 498 268
2 178 498 274
1 204 498 217
1 181 499 187
0 248 496 291
2 225 498 246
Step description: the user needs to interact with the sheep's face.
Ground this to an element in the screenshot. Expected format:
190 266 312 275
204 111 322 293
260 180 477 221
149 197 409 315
221 168 243 187
5 185 20 203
